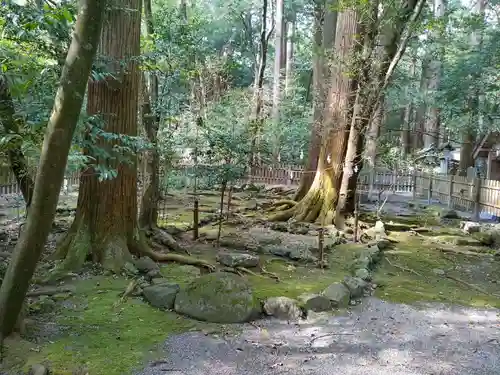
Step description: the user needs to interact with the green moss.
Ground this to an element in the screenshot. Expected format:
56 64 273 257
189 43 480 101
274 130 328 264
373 233 500 308
20 276 220 375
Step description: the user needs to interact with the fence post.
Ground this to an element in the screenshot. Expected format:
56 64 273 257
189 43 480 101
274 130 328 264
286 167 292 186
447 174 454 209
427 172 432 204
412 170 417 200
473 177 481 220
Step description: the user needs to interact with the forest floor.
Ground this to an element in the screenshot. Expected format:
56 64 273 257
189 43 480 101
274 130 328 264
0 187 499 375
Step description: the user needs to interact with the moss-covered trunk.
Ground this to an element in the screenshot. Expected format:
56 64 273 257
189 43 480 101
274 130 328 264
0 0 106 338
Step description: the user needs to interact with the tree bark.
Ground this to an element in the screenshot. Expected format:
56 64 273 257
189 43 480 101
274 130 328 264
413 56 429 150
0 75 35 209
53 0 143 273
458 0 486 176
271 0 284 162
401 56 415 157
138 0 160 229
249 0 273 167
294 0 337 201
284 12 295 95
0 0 106 338
271 8 361 224
423 0 445 150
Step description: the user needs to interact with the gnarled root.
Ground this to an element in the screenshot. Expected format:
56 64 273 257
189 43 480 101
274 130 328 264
265 199 297 212
146 226 191 255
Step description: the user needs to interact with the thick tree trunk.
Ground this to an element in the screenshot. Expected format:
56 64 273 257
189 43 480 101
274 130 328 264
0 0 106 338
413 57 429 150
294 0 337 201
271 9 361 224
0 75 35 209
54 0 143 273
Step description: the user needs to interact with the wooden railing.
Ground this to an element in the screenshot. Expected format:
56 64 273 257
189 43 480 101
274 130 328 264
1 163 500 218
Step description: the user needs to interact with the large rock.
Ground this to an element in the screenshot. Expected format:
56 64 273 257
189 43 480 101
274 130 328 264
174 273 260 323
268 246 291 258
216 252 259 268
355 268 372 281
143 283 180 310
461 221 481 234
363 220 387 240
342 276 368 299
322 283 350 308
29 364 49 375
134 256 160 274
263 296 304 320
298 293 332 312
288 248 317 263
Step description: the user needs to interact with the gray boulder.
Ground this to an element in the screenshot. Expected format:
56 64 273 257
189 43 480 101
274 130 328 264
216 252 259 268
441 209 459 219
343 276 368 299
143 283 180 310
263 296 304 320
298 293 332 312
268 246 291 258
174 273 260 323
134 256 160 273
322 283 350 308
363 220 387 240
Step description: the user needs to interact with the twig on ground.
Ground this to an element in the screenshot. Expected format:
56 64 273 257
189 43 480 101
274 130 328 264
444 273 500 299
385 257 426 278
309 333 355 345
26 285 76 297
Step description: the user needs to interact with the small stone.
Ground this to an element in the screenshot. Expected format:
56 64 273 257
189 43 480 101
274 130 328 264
322 283 350 308
342 276 368 299
29 364 48 375
298 293 332 312
216 252 259 268
143 283 180 310
263 296 304 320
355 268 372 281
134 256 160 273
349 300 357 306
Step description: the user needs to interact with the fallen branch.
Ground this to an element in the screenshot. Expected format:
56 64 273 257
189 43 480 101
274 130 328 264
385 257 426 279
26 285 76 297
309 333 355 345
113 279 139 307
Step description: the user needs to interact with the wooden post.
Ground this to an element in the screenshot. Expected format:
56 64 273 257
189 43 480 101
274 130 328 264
447 174 454 208
473 177 481 220
286 167 292 186
487 151 493 180
412 170 417 200
427 172 432 204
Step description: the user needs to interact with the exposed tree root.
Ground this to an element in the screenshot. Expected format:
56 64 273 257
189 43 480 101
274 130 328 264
385 257 426 279
220 265 280 281
147 226 191 255
114 279 139 307
26 286 76 297
443 273 500 299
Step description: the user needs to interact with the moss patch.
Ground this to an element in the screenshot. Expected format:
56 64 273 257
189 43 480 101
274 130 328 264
17 276 223 375
373 233 500 308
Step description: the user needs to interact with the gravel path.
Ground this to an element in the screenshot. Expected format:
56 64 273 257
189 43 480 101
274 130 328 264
136 298 500 375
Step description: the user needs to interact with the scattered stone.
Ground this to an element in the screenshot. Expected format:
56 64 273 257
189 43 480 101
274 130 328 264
29 364 48 375
288 248 317 263
134 256 160 273
342 276 368 299
143 283 180 310
216 252 259 268
461 221 481 234
355 268 372 281
432 268 446 276
441 209 460 219
263 296 304 320
298 293 332 312
174 273 260 323
322 283 350 308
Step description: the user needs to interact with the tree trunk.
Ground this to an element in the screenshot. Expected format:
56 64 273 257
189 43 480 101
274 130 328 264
249 0 273 167
0 75 35 209
459 0 486 176
271 0 284 162
271 8 361 224
284 12 295 95
423 0 445 150
294 0 337 201
0 0 106 338
401 57 415 157
413 56 428 150
54 0 143 273
139 0 160 229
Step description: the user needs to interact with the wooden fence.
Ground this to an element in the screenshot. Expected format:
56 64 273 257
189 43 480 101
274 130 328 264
1 163 500 219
